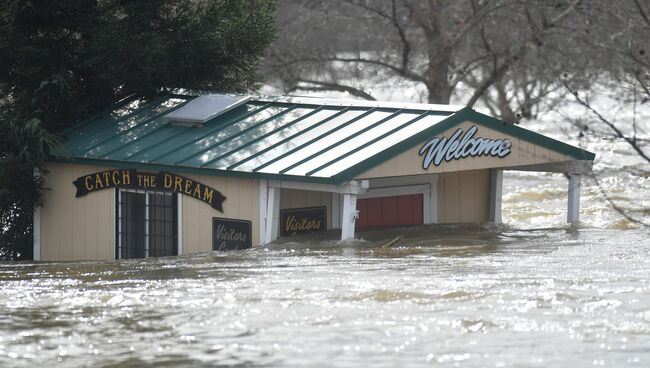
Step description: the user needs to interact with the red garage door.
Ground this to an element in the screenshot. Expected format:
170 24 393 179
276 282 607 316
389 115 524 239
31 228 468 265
356 194 423 229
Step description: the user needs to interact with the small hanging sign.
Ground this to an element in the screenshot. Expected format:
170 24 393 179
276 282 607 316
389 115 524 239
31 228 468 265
419 125 512 169
212 218 252 251
72 169 226 212
280 206 327 237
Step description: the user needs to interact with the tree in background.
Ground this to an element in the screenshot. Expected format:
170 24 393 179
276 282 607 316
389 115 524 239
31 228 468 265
562 0 650 225
0 0 276 259
265 0 649 225
265 0 585 117
265 0 649 123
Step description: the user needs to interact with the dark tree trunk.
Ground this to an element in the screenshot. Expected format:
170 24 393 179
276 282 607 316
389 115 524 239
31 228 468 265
425 42 453 104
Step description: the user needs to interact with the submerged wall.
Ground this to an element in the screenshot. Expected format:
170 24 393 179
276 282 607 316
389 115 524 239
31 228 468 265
40 162 116 261
437 170 491 224
39 162 261 261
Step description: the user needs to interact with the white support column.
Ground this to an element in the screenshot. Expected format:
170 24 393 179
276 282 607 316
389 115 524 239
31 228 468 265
567 174 581 224
33 205 41 261
341 193 358 240
489 169 503 223
264 187 281 244
177 194 183 255
426 174 439 224
331 192 341 229
259 179 268 243
33 169 41 261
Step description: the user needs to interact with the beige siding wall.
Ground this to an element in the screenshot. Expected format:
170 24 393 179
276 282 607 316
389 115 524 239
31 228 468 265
40 162 116 261
357 121 573 179
437 169 491 224
280 189 332 229
181 174 260 254
40 162 261 261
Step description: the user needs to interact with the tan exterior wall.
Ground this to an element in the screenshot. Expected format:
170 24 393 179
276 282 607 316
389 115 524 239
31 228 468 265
437 169 491 224
40 162 116 261
39 162 261 261
181 174 260 254
356 121 573 179
280 189 332 228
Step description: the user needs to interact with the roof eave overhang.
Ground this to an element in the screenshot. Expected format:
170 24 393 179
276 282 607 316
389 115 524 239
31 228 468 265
47 156 340 185
331 107 596 184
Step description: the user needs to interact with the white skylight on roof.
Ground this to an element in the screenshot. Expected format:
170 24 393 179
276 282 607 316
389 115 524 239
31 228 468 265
164 94 250 126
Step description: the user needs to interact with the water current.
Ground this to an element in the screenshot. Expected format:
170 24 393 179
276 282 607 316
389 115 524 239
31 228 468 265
1 108 649 367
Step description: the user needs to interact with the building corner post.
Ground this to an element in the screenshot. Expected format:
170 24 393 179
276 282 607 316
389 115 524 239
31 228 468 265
341 193 358 241
263 186 281 245
33 168 41 261
567 174 581 224
489 169 503 223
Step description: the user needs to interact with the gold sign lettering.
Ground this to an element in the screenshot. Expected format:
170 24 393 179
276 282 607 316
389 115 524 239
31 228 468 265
279 207 327 237
73 169 226 212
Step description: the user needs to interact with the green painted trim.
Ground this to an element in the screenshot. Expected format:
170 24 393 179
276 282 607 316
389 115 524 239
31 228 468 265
226 107 351 170
252 108 381 173
278 109 406 175
147 103 273 163
200 106 328 168
175 104 299 165
306 110 431 176
462 109 596 160
332 107 595 183
48 157 339 185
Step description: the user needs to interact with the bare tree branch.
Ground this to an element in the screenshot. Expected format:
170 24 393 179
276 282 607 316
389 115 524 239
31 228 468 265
564 82 650 164
290 78 376 100
466 0 582 107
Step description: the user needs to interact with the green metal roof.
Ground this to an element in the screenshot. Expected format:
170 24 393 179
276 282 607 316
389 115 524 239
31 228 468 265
51 92 595 184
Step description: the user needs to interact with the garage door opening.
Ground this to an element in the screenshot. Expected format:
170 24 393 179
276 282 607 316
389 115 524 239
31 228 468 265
356 194 423 229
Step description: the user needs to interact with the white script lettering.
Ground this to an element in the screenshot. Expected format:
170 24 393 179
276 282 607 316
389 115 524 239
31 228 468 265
419 125 512 169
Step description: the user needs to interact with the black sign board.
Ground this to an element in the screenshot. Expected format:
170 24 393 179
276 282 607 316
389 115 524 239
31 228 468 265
280 206 327 237
73 169 226 212
212 218 252 251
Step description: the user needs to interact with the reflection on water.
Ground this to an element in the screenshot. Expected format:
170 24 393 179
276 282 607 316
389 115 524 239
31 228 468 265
1 225 649 367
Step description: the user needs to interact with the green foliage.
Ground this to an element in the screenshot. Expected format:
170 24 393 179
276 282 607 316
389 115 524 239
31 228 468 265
0 0 277 259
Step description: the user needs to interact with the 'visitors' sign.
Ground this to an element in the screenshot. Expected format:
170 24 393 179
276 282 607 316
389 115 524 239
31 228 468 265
419 125 512 169
73 169 226 212
280 206 327 236
212 218 252 251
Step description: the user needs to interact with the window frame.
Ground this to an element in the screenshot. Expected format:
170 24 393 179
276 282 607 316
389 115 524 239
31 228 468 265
114 188 180 259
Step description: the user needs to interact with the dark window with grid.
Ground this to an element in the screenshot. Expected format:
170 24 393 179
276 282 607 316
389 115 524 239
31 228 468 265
116 189 178 259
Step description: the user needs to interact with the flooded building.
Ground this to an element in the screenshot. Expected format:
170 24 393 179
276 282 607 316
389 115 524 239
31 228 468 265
35 93 595 261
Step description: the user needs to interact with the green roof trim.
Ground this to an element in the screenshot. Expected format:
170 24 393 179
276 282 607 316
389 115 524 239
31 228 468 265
333 107 595 183
50 156 339 185
49 93 594 186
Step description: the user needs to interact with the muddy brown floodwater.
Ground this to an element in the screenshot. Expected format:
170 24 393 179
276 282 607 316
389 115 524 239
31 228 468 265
1 119 649 367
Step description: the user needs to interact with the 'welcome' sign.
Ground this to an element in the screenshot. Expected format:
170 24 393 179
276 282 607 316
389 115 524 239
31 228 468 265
419 125 512 169
73 169 226 212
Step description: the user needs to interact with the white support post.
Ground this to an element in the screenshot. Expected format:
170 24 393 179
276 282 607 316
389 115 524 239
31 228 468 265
427 174 439 224
264 187 281 244
177 194 183 255
489 169 503 223
259 180 268 244
341 193 358 240
33 169 41 261
567 174 581 224
331 192 341 229
33 206 41 261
